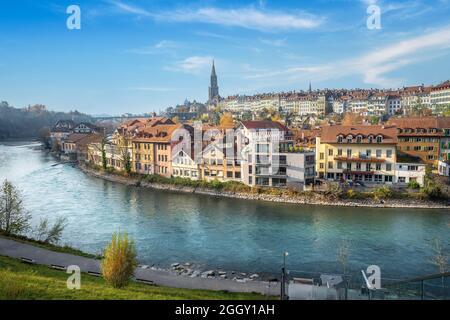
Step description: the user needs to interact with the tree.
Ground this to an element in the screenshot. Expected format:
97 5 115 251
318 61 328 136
342 113 363 126
429 238 448 274
117 136 131 174
172 116 180 124
219 112 234 127
101 232 137 288
38 127 51 149
337 240 351 275
101 138 108 170
0 180 31 236
33 217 67 244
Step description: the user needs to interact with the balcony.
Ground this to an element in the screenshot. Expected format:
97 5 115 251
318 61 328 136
334 156 385 163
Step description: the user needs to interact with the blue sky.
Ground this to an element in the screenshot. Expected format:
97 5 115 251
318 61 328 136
1 0 450 115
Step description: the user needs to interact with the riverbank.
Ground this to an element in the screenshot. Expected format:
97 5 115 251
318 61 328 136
80 165 450 209
0 237 279 298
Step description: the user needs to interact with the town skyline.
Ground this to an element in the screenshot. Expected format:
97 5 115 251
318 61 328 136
1 0 450 114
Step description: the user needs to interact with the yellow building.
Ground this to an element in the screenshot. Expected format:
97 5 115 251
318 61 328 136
132 139 154 175
316 125 397 184
130 124 187 178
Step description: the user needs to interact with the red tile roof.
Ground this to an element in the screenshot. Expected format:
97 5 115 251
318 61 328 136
240 121 288 131
320 125 397 144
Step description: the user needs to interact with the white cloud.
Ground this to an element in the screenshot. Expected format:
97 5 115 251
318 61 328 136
108 0 152 16
167 56 214 74
108 1 323 32
247 26 450 87
129 40 180 55
167 8 322 31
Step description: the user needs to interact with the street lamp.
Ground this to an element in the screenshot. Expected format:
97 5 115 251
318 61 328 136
281 252 289 300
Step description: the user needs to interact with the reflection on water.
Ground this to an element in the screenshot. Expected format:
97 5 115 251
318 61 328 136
0 141 449 278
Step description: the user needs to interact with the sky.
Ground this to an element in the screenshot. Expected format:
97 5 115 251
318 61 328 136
0 0 450 115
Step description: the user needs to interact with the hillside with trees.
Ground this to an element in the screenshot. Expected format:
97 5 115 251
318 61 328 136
0 101 93 139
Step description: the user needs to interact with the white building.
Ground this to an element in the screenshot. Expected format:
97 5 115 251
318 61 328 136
438 160 450 177
239 121 315 189
387 95 402 115
395 163 426 187
431 81 450 112
172 150 200 180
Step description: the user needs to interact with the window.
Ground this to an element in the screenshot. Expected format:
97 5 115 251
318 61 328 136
376 150 382 158
337 136 343 143
386 150 392 158
320 163 324 169
366 150 372 157
227 171 233 178
375 175 382 182
386 164 392 171
329 149 333 156
356 136 363 143
338 149 343 156
337 162 343 169
398 177 406 183
347 163 352 170
320 153 325 160
356 163 362 170
366 163 372 172
347 149 352 158
376 136 383 143
328 162 333 169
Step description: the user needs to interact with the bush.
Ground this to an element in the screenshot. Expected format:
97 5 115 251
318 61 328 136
421 183 444 200
373 186 394 200
101 233 137 289
407 180 420 190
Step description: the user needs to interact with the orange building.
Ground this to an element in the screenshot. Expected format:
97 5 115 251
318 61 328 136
388 117 450 166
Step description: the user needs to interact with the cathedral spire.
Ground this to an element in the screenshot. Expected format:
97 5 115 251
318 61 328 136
209 60 219 103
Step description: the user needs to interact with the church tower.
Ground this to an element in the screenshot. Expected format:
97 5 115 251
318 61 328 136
208 60 219 103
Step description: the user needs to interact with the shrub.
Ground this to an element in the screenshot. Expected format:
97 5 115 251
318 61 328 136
101 233 137 289
421 183 444 200
407 180 420 190
373 186 394 200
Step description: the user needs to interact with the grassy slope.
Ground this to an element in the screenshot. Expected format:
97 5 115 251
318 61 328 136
0 234 99 259
0 256 272 300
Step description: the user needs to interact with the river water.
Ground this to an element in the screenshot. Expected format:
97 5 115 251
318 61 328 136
0 141 449 280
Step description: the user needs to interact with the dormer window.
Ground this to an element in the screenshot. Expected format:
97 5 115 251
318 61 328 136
356 135 363 143
337 135 344 143
368 135 374 143
376 135 383 143
346 135 353 143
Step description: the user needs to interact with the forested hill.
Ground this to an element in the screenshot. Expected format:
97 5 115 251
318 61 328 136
0 102 93 139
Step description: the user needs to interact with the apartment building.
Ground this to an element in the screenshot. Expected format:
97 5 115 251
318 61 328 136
316 125 397 184
431 80 450 111
239 121 315 189
387 117 450 166
200 143 242 182
87 141 125 171
172 150 201 180
130 124 187 177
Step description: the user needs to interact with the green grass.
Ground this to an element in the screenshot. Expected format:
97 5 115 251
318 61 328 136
0 234 99 259
0 256 272 300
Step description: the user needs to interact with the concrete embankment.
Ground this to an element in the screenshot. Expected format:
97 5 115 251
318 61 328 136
80 166 450 210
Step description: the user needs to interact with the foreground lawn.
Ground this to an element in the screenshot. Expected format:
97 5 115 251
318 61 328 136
0 256 272 300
